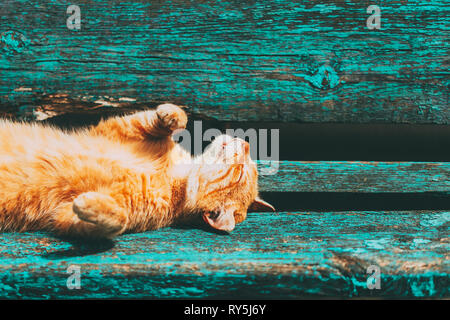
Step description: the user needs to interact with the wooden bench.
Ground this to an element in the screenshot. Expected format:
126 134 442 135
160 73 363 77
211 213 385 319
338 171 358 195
0 0 448 298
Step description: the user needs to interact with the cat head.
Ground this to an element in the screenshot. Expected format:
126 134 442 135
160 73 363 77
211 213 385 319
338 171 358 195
187 135 274 232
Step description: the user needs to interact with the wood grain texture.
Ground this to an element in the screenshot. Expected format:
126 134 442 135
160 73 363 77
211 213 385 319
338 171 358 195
0 211 448 299
0 0 448 123
257 161 450 192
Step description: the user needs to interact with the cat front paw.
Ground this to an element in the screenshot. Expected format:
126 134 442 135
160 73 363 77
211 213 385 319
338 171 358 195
156 103 188 132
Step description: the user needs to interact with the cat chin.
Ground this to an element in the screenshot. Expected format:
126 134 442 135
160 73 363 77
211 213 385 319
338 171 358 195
184 169 200 211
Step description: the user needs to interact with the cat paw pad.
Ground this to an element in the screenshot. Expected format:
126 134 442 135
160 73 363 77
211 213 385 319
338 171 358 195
156 104 187 132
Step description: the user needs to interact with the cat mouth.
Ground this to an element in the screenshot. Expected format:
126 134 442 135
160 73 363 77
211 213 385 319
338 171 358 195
218 138 250 164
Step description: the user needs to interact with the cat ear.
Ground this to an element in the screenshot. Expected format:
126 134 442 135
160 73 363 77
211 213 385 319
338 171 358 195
248 197 275 212
203 208 235 232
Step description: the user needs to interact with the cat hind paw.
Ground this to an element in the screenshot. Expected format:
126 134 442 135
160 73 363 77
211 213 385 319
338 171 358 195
73 192 127 236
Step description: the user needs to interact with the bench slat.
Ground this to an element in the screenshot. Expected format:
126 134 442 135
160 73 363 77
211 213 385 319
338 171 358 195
0 0 448 124
257 161 450 193
0 211 448 298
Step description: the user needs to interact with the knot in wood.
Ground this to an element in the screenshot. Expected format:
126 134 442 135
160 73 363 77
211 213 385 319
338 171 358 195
0 30 29 55
306 65 340 90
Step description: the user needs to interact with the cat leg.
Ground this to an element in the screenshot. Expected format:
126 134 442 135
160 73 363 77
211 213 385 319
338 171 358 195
53 192 128 239
91 103 187 142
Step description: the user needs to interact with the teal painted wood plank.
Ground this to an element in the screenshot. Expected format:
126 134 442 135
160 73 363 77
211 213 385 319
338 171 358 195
257 161 450 192
0 211 448 299
0 0 449 123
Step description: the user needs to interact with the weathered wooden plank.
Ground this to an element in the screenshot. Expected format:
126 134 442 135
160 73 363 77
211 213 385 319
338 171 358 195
257 161 450 193
1 0 448 123
0 211 448 299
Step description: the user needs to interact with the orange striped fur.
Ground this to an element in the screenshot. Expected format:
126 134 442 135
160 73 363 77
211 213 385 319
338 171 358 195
0 104 270 239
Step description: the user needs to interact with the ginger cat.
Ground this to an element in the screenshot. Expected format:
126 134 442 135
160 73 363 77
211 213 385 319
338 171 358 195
0 104 273 239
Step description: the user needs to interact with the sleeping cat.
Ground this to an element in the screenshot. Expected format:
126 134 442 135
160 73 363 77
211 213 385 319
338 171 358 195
0 104 273 239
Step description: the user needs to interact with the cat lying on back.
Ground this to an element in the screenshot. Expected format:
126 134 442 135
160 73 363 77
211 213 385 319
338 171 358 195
0 104 273 239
